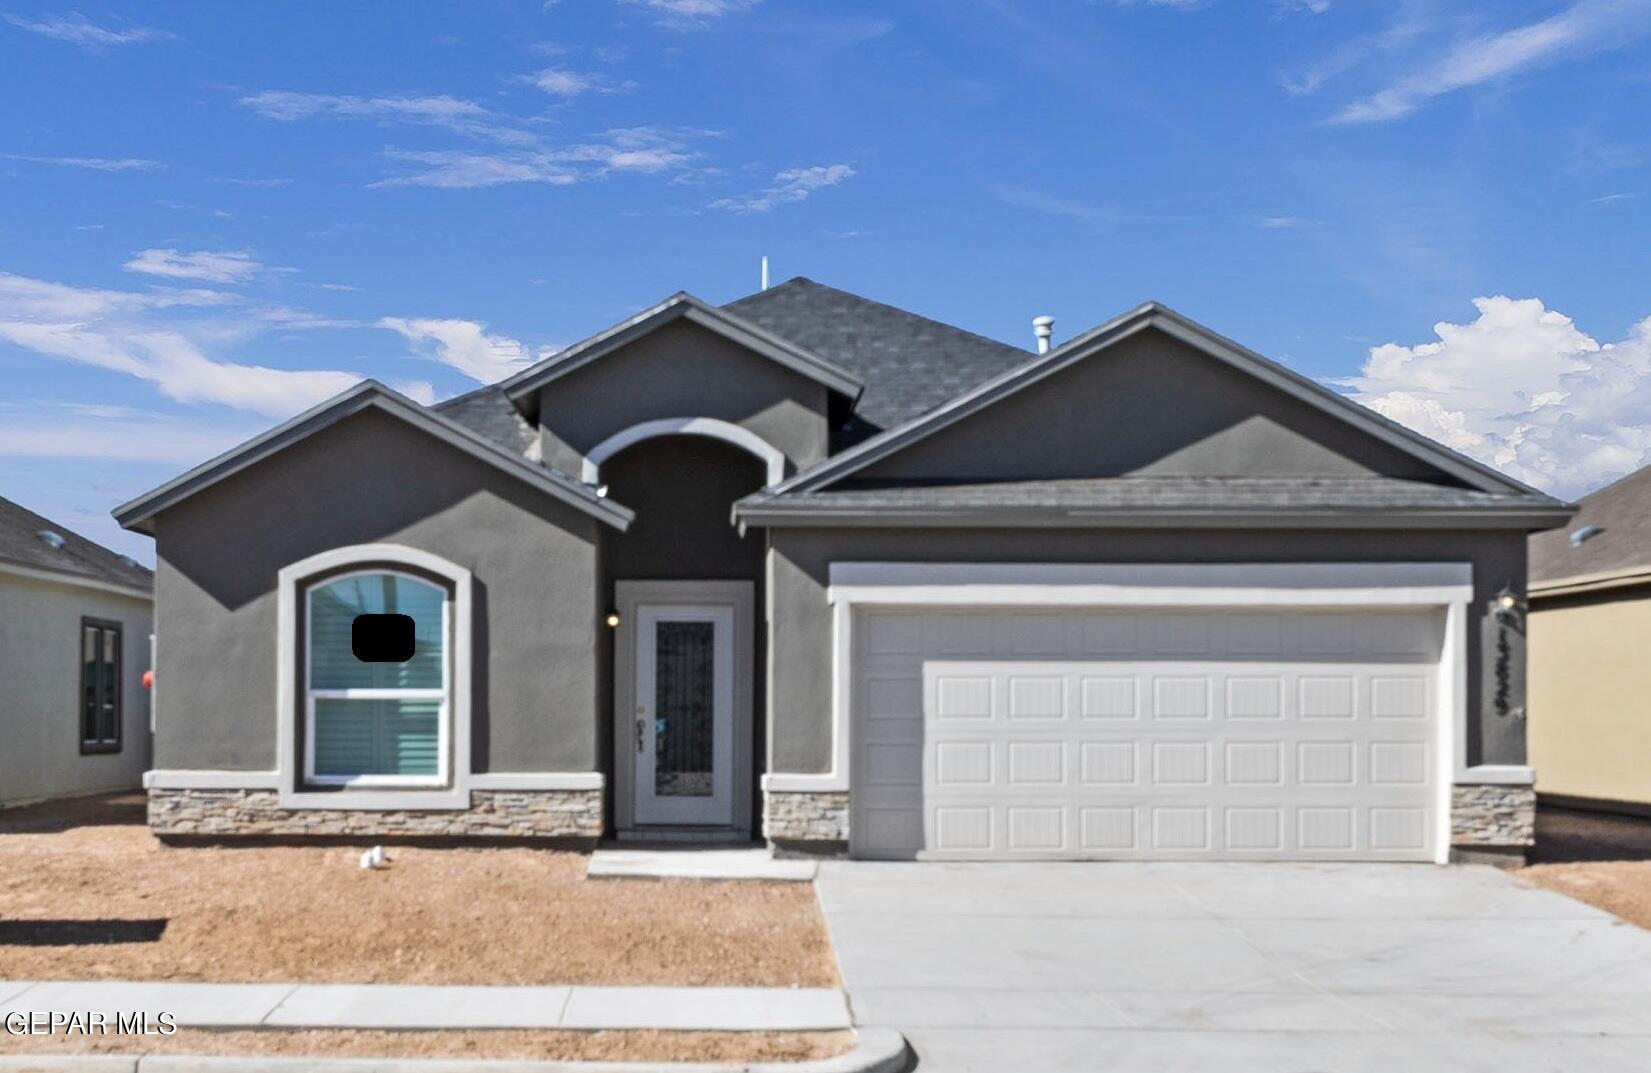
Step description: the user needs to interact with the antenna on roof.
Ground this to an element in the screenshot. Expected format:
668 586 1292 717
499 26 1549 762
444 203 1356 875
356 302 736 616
761 256 769 291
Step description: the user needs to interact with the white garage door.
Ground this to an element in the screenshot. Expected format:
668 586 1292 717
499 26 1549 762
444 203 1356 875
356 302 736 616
851 608 1443 861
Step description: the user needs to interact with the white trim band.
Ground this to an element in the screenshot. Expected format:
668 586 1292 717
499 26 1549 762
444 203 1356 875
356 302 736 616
581 416 788 487
147 770 604 792
1456 765 1536 786
145 770 281 790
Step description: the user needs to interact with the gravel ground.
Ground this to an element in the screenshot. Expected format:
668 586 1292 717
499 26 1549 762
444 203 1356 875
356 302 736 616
0 1028 853 1062
0 793 838 987
1520 807 1651 931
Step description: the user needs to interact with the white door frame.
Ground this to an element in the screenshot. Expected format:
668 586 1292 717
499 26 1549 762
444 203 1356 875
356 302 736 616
613 580 754 834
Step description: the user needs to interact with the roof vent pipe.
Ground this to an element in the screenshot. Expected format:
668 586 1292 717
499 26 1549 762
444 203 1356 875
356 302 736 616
1032 315 1054 354
761 256 769 291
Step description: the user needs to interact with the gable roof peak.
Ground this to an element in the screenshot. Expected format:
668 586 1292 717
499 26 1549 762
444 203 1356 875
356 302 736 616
498 287 862 421
113 377 632 536
761 297 1563 504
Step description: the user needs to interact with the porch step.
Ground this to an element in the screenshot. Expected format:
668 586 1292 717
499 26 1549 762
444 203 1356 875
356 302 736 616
587 846 818 881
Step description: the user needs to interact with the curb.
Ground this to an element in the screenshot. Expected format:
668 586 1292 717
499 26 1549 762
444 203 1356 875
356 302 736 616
0 1028 911 1073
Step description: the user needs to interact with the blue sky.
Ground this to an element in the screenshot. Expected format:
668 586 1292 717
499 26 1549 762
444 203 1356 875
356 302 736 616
3 0 1650 562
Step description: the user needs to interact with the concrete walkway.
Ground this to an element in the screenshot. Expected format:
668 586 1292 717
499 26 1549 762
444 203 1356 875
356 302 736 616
587 846 818 881
817 860 1651 1072
0 982 850 1031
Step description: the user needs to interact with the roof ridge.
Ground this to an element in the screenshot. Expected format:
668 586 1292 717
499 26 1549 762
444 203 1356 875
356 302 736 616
431 381 506 410
726 276 1031 359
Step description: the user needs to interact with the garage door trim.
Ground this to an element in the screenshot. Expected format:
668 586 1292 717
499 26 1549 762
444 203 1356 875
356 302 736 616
809 562 1473 864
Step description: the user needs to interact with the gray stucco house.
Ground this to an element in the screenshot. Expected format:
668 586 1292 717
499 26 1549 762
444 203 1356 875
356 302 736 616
116 279 1571 862
1 496 152 807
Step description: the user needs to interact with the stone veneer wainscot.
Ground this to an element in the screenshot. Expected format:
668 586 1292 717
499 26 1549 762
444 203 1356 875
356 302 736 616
763 790 849 848
149 788 603 840
1450 783 1536 850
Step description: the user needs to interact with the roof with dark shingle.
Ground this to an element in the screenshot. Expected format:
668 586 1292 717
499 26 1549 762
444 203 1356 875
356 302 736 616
739 476 1559 517
724 277 1037 445
0 496 152 592
432 383 537 455
1530 464 1651 583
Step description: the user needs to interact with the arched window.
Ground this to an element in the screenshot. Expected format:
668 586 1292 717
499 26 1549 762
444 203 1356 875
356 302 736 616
303 570 450 786
276 543 473 808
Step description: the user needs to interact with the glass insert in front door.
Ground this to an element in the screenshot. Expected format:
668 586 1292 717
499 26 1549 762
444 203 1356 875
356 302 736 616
652 621 714 798
634 604 734 826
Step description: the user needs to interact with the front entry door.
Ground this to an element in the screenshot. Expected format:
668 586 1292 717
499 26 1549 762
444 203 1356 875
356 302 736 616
633 604 735 826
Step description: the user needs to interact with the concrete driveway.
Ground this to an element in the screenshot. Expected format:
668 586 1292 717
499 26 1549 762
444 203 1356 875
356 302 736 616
816 861 1651 1072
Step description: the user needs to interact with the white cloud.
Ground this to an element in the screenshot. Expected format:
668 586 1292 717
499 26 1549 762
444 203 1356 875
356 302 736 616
1332 0 1651 123
239 91 538 146
0 402 263 464
372 128 706 189
0 321 363 416
0 271 231 319
2 153 162 172
380 317 542 384
215 176 293 187
625 0 760 28
1342 296 1651 497
989 184 1115 227
0 270 375 418
523 68 630 96
122 249 278 285
3 13 170 48
1280 6 1429 97
710 163 854 212
373 150 578 189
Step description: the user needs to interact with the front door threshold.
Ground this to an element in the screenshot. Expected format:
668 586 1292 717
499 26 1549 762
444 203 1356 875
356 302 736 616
614 826 753 844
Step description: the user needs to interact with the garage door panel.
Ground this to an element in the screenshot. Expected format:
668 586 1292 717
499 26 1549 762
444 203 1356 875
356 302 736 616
1079 676 1139 719
852 609 1440 862
932 674 991 720
1226 676 1286 719
1006 675 1067 720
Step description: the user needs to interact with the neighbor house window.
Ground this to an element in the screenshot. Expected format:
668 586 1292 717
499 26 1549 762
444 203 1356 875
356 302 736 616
303 570 449 786
80 618 122 754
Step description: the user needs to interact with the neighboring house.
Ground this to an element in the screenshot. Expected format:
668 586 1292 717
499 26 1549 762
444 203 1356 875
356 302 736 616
1528 465 1651 815
116 279 1572 863
0 496 152 807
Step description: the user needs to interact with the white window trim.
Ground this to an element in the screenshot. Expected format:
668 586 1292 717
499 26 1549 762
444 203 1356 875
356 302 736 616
580 416 787 487
763 561 1480 866
301 568 452 790
277 544 472 810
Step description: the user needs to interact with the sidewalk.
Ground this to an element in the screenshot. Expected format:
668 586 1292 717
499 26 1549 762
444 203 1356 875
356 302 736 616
0 981 850 1031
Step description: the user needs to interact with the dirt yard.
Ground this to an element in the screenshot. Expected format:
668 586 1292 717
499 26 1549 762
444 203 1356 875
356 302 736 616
0 1028 853 1063
0 793 837 986
1521 806 1651 931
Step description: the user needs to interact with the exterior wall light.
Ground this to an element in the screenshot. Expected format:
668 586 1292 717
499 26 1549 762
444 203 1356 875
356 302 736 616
605 611 621 628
